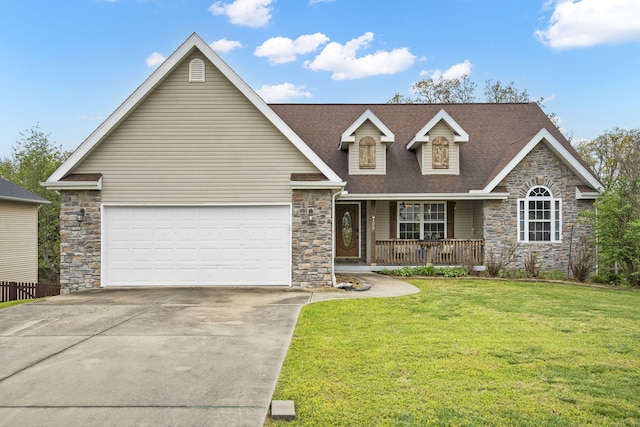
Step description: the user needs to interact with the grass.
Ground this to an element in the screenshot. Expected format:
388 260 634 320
0 298 41 310
267 279 640 426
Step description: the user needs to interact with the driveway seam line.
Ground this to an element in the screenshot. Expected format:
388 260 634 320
0 308 150 384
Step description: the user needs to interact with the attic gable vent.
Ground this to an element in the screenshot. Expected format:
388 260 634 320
189 58 205 82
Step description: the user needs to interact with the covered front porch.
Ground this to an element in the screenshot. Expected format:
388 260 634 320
334 199 486 268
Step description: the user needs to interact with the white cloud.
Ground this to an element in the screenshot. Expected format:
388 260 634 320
304 32 416 80
209 38 244 53
423 60 472 81
536 0 640 49
209 0 274 28
145 52 166 68
254 33 329 64
256 82 312 102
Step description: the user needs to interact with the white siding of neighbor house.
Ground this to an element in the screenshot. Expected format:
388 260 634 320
421 121 459 175
453 200 474 239
72 51 320 204
349 121 386 175
0 200 38 283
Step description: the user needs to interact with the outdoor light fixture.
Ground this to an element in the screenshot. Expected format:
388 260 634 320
308 208 314 223
77 208 85 222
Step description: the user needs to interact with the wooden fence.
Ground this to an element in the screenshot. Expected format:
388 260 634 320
0 281 61 303
375 239 484 266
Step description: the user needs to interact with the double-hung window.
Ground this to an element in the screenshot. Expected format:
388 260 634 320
398 202 446 240
518 186 561 242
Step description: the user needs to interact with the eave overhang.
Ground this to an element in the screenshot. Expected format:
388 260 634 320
290 181 347 190
576 186 601 200
42 176 103 191
0 195 51 205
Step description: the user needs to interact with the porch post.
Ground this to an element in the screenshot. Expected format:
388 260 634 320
370 200 376 265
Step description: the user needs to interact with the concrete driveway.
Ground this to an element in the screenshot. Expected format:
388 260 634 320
0 274 417 427
0 287 312 427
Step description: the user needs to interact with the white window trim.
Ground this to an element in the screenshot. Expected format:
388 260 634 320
517 186 562 243
397 201 447 240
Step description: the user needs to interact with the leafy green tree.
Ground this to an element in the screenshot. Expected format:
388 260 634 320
483 79 532 103
590 180 640 286
0 125 70 282
575 128 640 184
579 128 640 285
390 75 477 104
390 77 562 133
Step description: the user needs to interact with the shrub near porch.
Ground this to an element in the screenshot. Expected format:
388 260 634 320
268 280 640 426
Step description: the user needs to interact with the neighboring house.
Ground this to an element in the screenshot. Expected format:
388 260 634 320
44 33 602 293
0 178 50 283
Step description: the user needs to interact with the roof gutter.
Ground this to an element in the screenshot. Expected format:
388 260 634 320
41 177 103 191
338 191 509 201
290 181 347 191
0 195 51 205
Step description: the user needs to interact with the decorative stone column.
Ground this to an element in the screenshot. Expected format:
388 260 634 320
59 190 101 293
291 189 334 287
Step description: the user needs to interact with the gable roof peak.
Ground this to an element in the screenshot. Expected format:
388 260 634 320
406 108 469 150
46 33 342 185
339 109 395 150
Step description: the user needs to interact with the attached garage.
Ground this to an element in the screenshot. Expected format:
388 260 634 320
102 205 291 287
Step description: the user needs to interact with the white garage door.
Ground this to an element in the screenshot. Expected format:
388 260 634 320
103 206 291 286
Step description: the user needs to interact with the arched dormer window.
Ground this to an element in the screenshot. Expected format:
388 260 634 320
518 186 562 242
189 58 205 82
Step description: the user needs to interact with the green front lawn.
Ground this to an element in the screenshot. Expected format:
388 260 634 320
268 279 640 426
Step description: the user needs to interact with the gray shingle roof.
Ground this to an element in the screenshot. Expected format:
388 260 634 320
0 178 50 204
270 103 590 195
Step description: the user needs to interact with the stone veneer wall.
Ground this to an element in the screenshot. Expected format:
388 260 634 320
59 190 101 293
483 143 595 273
291 189 334 287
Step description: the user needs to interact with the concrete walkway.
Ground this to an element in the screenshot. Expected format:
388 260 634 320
0 274 417 427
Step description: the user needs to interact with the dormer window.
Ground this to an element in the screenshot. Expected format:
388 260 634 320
340 109 394 175
359 136 376 169
432 136 449 169
406 109 468 175
189 58 205 82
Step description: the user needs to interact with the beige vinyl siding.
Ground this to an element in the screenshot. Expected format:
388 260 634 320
453 200 474 239
421 121 459 175
0 200 38 283
349 121 386 175
73 51 320 204
473 200 484 239
376 200 391 240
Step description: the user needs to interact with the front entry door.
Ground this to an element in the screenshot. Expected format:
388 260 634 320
336 204 360 258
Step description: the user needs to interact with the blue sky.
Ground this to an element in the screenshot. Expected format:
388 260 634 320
1 0 640 159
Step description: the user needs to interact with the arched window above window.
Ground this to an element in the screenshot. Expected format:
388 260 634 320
518 186 562 242
189 58 205 82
